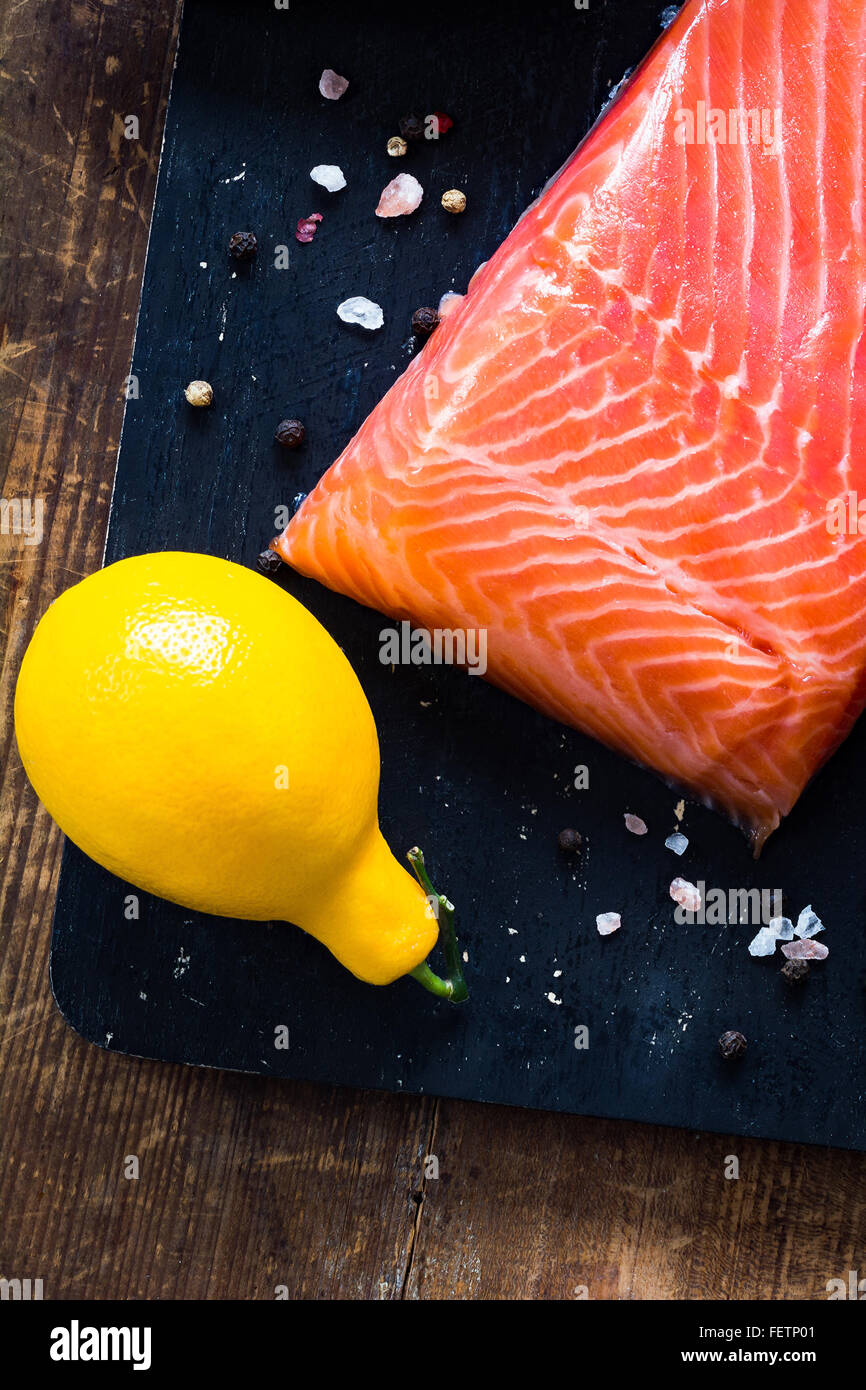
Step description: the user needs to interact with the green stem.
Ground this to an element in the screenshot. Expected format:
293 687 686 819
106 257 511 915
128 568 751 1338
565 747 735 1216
407 847 469 1003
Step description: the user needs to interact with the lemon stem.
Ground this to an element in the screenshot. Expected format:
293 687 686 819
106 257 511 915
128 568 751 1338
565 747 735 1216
407 847 469 1003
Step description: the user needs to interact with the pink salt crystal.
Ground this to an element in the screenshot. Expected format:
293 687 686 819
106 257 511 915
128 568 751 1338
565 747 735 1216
319 69 349 100
782 939 829 960
295 213 323 244
624 813 647 835
596 912 622 936
438 291 464 319
669 877 701 913
376 172 424 217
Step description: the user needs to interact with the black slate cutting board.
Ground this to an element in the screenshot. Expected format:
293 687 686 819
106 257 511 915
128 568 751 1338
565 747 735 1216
50 0 866 1148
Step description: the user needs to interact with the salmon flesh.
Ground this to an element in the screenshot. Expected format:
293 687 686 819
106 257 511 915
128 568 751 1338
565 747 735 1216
276 0 866 851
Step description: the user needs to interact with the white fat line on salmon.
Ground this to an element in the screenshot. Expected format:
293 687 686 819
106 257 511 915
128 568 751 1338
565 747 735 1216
379 620 488 676
673 883 783 927
673 102 782 154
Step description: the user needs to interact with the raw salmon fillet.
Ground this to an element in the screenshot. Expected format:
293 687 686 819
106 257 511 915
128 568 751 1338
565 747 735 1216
276 0 866 851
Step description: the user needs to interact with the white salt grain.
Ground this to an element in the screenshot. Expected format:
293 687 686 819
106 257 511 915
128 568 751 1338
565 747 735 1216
596 912 622 936
624 813 648 835
769 916 795 941
376 172 424 217
748 926 778 957
310 164 346 192
669 877 701 913
795 905 824 938
337 296 384 330
319 69 349 100
665 832 689 855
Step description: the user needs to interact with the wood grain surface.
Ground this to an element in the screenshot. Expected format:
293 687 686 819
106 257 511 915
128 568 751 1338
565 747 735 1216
1 0 864 1301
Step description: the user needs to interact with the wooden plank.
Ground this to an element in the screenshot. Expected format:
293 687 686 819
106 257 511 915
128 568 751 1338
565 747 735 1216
406 1104 866 1300
1 0 864 1302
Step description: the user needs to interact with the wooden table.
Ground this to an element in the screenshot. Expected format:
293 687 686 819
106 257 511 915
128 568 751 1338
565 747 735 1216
1 0 864 1301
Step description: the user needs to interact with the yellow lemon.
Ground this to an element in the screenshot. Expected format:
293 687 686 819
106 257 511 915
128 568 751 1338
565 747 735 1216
14 552 461 991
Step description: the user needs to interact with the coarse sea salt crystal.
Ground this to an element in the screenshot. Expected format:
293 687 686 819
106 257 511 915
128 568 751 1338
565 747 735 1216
782 938 829 960
310 164 346 192
295 213 323 243
665 832 688 856
769 916 795 941
669 877 701 913
624 813 647 835
748 926 778 957
438 291 464 318
376 172 424 217
319 68 349 100
596 912 622 936
796 905 824 938
337 296 384 330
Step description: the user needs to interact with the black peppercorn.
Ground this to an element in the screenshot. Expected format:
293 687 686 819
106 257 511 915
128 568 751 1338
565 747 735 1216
557 828 582 853
274 418 306 449
256 548 283 576
399 113 426 143
718 1029 747 1060
229 231 258 261
412 306 440 338
781 958 810 986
